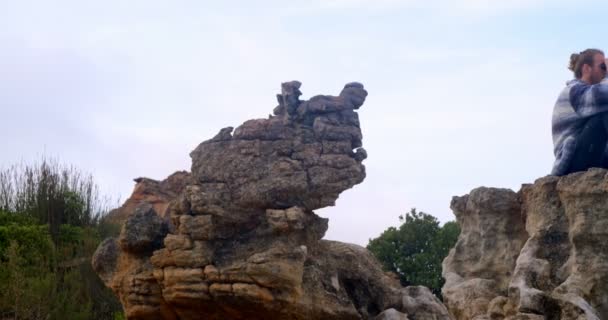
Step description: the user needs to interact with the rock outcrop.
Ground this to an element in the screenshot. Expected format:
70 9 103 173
442 168 608 320
104 171 191 224
93 82 450 320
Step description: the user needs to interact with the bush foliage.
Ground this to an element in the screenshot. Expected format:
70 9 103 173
0 158 123 319
367 208 460 297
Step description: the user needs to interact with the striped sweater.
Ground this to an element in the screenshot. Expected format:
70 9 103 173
551 78 608 175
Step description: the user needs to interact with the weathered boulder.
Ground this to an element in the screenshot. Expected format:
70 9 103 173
189 82 367 212
373 308 410 320
118 203 169 254
442 168 608 320
93 82 450 320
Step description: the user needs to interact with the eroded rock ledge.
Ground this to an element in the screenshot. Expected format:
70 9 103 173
442 168 608 320
104 171 191 225
92 82 450 320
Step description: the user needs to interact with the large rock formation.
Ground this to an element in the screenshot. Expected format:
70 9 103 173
93 82 450 320
442 168 608 320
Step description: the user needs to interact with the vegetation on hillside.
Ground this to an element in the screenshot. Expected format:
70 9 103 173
0 158 123 320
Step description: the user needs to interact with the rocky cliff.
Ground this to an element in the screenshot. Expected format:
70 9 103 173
92 82 450 320
442 168 608 320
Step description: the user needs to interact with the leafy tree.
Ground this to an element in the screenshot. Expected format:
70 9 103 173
367 208 460 297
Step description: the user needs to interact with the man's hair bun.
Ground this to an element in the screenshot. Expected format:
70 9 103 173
569 53 580 72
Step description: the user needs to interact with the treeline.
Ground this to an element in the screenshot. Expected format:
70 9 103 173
367 208 460 298
0 158 123 320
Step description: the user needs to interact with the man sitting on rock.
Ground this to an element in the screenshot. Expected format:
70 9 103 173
552 48 608 175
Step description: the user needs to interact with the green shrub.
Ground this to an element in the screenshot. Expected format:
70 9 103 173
0 224 55 269
0 210 37 226
0 158 115 236
0 158 122 319
367 209 460 297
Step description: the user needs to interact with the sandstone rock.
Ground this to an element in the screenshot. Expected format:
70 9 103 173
401 286 452 320
442 168 608 319
442 187 528 320
105 171 190 224
373 308 410 320
118 203 168 254
189 82 367 212
91 238 120 285
93 82 450 320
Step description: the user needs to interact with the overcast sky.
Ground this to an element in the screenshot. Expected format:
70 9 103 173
1 0 606 245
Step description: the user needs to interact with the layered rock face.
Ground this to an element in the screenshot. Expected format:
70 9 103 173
442 168 608 320
93 82 450 320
